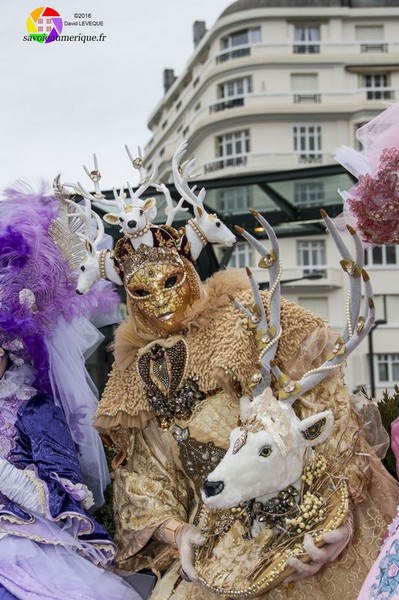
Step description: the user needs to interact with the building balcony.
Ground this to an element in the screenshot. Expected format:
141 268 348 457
202 152 335 175
252 266 344 290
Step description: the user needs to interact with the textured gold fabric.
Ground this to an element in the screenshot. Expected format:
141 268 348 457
95 269 399 598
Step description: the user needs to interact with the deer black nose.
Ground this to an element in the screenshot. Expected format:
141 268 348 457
203 480 224 497
127 220 137 229
76 289 83 295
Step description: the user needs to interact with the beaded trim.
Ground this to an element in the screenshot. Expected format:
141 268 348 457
125 222 152 239
188 219 208 246
99 249 108 280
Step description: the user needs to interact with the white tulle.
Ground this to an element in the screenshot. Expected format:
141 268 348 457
0 535 141 600
46 317 110 508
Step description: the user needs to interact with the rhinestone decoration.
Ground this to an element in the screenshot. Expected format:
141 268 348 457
171 427 226 497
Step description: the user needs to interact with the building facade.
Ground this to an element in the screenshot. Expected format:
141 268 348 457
143 0 399 398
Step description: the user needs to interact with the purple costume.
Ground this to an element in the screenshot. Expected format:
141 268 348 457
0 187 143 598
0 364 139 599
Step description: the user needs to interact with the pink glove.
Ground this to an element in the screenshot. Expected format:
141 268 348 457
175 523 207 582
284 513 353 584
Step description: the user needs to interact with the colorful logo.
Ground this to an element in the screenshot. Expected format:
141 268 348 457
27 7 63 44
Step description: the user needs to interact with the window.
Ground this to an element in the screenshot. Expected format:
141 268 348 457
297 240 326 276
291 73 320 103
217 28 261 62
293 25 320 54
294 182 325 207
216 130 250 168
216 186 251 213
376 354 399 385
228 242 253 268
211 77 252 112
293 125 322 163
362 74 392 100
364 245 398 266
355 25 386 52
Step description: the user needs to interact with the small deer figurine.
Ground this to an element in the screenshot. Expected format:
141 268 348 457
76 148 158 251
171 142 236 260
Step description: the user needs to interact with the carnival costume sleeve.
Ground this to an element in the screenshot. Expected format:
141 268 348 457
0 392 112 553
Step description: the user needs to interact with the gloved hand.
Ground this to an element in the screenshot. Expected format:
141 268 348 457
175 523 207 582
284 513 353 584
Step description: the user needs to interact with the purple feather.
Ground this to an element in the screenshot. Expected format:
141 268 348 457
0 185 120 392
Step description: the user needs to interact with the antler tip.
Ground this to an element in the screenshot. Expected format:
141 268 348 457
320 208 328 219
361 268 370 282
235 225 245 234
249 208 259 217
245 266 253 276
346 224 356 235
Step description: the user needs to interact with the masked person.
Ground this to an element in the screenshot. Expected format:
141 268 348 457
96 217 399 599
0 185 143 599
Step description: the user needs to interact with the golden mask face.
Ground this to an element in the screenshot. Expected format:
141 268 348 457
126 261 194 333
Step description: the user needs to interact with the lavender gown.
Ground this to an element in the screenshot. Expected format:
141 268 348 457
0 365 142 600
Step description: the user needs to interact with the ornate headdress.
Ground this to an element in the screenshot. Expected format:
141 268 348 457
335 102 399 246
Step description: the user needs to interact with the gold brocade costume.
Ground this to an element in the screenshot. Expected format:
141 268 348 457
96 269 399 599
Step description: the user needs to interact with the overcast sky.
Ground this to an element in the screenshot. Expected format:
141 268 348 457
0 1 233 191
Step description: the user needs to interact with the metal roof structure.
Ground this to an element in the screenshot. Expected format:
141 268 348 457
94 163 354 280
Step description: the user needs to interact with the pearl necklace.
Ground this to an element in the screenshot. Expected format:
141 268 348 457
125 222 152 239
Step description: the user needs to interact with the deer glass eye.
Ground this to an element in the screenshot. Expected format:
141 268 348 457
80 265 86 272
165 275 177 289
259 446 272 458
118 216 124 223
215 221 221 228
139 209 144 216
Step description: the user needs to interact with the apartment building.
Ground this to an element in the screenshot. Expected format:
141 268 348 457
142 0 399 397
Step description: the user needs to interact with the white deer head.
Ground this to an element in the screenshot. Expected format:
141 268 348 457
172 142 236 260
202 389 333 509
60 189 122 294
202 210 374 524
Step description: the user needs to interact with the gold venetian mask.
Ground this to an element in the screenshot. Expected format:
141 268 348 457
126 260 194 333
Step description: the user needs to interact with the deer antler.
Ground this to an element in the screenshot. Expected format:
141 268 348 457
82 154 105 200
64 196 105 250
125 144 159 204
172 142 206 210
233 212 283 394
234 210 375 405
153 183 189 227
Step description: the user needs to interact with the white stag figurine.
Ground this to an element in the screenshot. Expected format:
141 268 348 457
63 190 122 294
76 148 158 250
172 142 236 260
201 210 374 580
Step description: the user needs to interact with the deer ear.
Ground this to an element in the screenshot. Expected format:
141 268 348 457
194 205 204 220
103 213 119 225
143 197 156 211
298 410 334 447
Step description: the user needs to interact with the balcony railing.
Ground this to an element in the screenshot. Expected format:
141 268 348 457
365 89 394 101
204 155 248 173
361 43 388 53
293 93 321 104
297 153 323 164
209 97 245 113
293 43 320 54
216 47 251 63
